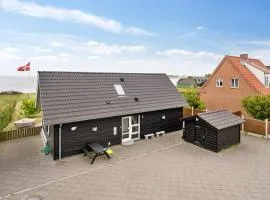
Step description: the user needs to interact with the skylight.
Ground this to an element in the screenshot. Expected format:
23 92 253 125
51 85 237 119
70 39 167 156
114 84 125 96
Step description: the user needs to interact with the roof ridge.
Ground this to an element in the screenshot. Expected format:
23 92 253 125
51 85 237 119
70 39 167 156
198 109 227 116
38 71 167 75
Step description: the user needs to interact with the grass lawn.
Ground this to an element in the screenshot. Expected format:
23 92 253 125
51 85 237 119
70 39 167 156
0 93 42 131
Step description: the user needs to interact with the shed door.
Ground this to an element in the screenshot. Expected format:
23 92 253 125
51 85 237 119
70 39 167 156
194 122 205 144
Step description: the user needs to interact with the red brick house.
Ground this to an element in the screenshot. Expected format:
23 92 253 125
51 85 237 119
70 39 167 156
200 54 270 113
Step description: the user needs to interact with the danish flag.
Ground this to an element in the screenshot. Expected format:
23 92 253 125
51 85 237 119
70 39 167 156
17 62 30 71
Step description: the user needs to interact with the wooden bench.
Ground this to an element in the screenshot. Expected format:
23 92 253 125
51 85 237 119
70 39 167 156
82 148 94 158
144 133 155 140
155 131 165 137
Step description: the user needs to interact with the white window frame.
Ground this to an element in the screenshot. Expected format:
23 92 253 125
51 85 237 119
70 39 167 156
114 84 126 96
216 78 223 87
265 75 269 87
231 78 239 88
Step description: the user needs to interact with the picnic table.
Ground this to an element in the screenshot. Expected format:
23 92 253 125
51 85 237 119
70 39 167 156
86 142 111 164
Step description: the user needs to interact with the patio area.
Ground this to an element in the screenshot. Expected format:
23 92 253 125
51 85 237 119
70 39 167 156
1 131 270 200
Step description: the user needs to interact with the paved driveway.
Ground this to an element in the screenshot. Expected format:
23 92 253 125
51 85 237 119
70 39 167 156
1 132 270 200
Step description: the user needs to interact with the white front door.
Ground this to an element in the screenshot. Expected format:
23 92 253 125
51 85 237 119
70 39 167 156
122 115 140 143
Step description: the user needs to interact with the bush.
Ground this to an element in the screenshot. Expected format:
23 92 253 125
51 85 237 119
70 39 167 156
0 101 16 131
182 89 206 109
242 95 270 120
21 98 39 117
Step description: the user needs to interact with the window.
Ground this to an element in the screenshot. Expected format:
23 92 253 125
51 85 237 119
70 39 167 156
91 127 97 132
265 76 269 87
113 127 117 135
71 126 77 131
131 115 139 125
114 84 125 96
231 78 239 88
216 78 223 87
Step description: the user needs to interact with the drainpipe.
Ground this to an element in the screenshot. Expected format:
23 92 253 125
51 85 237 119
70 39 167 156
59 124 62 160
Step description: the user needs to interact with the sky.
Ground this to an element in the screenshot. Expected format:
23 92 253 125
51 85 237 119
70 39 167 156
0 0 270 76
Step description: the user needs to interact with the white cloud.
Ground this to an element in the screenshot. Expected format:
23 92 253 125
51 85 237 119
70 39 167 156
83 41 146 55
88 56 101 60
0 48 20 60
0 51 20 60
196 26 207 31
31 53 70 63
4 47 20 52
239 40 270 47
32 46 51 52
0 31 223 76
50 41 63 48
118 60 141 64
158 49 221 59
1 0 156 36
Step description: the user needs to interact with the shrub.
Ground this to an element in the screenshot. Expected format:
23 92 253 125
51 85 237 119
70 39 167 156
0 91 23 95
242 95 270 120
21 98 39 117
0 101 16 131
182 89 206 110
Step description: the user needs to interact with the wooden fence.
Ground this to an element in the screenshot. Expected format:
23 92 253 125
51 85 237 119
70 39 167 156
241 116 269 138
0 126 42 141
183 107 206 117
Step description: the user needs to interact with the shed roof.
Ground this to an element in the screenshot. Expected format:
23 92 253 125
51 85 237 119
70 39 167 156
37 71 188 125
198 110 244 130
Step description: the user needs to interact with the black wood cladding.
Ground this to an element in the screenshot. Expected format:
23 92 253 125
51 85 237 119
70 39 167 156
183 116 240 152
52 107 183 159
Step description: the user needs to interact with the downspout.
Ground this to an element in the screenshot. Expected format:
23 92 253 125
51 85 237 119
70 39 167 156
59 124 62 160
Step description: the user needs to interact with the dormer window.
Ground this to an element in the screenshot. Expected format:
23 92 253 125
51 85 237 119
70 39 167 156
114 84 125 96
216 78 223 87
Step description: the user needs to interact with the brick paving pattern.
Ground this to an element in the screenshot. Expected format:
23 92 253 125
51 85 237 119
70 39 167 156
1 131 270 200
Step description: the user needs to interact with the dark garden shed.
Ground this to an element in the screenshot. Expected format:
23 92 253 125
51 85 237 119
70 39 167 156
183 110 244 152
36 71 188 160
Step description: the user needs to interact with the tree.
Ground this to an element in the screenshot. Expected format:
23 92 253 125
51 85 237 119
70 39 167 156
182 89 206 109
242 95 270 120
21 98 39 117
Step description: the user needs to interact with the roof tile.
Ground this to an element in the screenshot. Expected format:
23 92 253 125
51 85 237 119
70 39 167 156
38 71 188 125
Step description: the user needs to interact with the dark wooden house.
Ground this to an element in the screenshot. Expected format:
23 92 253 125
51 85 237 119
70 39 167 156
183 110 244 152
36 71 188 160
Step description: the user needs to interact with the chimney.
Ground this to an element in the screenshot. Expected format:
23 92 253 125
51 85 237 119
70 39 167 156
240 54 248 59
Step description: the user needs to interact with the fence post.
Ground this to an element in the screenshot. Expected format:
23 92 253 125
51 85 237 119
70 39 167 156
266 119 269 140
241 115 245 133
191 106 194 115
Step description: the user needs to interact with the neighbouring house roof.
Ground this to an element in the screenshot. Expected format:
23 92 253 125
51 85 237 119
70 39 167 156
193 76 207 83
37 71 188 125
198 110 245 130
228 56 270 95
177 78 195 85
201 55 270 95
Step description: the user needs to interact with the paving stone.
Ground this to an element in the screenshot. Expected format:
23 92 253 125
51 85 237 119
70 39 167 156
1 132 270 199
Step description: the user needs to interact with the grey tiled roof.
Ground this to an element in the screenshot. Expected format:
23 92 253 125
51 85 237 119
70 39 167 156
38 71 188 125
198 110 245 130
